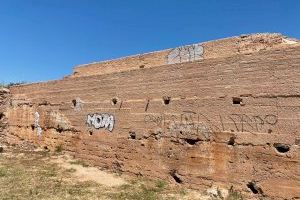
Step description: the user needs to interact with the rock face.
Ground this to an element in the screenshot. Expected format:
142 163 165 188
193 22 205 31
0 88 10 145
5 33 300 199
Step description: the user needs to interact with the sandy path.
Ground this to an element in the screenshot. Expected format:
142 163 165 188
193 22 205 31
50 155 126 187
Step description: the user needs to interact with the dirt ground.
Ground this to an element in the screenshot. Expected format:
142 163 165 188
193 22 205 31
0 147 243 200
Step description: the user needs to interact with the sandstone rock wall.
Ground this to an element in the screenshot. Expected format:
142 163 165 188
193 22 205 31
71 33 297 78
0 88 10 145
5 34 300 199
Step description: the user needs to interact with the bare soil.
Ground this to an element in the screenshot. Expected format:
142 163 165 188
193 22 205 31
0 147 221 200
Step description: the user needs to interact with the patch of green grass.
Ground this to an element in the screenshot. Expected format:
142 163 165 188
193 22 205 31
109 179 170 200
0 168 7 177
39 165 58 177
179 188 187 196
155 180 167 191
111 186 158 200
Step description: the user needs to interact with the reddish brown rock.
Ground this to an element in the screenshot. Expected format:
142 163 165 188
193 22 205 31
4 33 300 199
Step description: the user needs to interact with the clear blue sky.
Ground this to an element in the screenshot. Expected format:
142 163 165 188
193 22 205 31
0 0 299 83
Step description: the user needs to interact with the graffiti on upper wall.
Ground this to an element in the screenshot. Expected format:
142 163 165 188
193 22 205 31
87 113 115 132
144 111 278 136
34 112 42 136
167 43 204 64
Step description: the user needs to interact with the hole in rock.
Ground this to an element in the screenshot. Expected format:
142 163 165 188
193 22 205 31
170 170 183 184
232 97 242 105
112 98 118 105
56 126 64 133
228 136 236 146
44 146 48 150
273 143 290 153
129 131 136 139
163 96 171 105
39 100 50 106
0 112 4 120
267 129 272 133
72 99 77 107
247 182 263 194
89 130 93 136
139 65 145 69
31 124 35 131
185 138 200 145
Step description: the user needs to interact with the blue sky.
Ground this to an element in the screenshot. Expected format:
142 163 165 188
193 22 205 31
0 0 299 83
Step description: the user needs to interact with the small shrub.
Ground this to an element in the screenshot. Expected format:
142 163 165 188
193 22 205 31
69 160 89 167
226 186 243 200
55 145 63 153
0 81 27 88
179 189 187 196
0 168 7 177
155 180 166 191
65 168 76 173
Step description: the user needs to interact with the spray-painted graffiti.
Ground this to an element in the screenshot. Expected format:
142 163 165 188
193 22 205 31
145 111 213 140
226 114 278 133
34 112 42 136
167 43 204 64
72 97 83 111
145 111 278 135
87 113 115 132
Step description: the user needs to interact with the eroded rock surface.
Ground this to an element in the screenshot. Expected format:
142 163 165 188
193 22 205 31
0 88 10 146
4 33 300 200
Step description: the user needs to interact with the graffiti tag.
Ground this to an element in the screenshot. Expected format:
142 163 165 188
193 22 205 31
34 112 42 136
87 113 115 132
145 111 278 134
167 43 204 64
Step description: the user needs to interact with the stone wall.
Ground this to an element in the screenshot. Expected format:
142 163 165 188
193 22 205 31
71 33 297 78
5 34 300 199
0 88 10 145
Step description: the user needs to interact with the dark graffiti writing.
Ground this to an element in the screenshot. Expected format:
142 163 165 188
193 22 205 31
145 111 278 134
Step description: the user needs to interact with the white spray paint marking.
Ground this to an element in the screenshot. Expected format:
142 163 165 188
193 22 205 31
87 113 115 132
167 43 204 64
73 97 83 111
34 112 42 136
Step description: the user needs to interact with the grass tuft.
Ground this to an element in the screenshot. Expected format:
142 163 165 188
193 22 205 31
226 186 243 200
69 160 89 167
55 145 63 153
0 168 7 177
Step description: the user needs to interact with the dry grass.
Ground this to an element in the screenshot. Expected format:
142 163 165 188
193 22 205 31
0 148 243 200
0 148 197 200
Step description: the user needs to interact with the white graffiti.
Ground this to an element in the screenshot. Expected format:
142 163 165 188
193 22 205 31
87 113 115 132
34 112 42 136
167 43 204 64
73 97 83 111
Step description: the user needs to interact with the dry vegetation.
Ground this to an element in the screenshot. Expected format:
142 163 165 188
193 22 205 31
0 147 243 200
